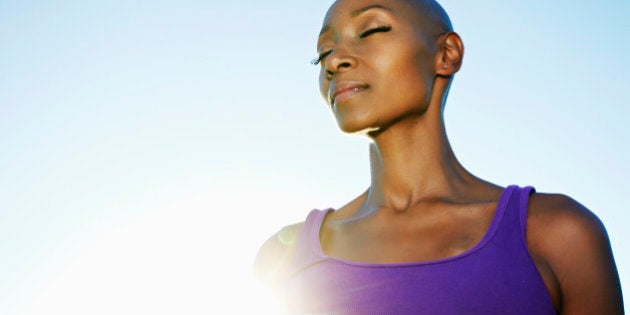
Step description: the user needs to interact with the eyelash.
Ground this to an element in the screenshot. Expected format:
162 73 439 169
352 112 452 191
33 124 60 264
311 25 392 66
359 25 391 38
311 51 332 65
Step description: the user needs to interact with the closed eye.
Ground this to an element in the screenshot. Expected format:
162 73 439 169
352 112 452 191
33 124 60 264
311 50 332 66
311 25 392 65
359 25 391 38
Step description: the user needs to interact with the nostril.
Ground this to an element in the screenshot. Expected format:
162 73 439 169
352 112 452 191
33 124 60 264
338 61 351 68
325 55 355 76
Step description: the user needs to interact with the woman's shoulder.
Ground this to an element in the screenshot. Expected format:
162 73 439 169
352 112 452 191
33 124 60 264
526 191 623 313
528 192 605 233
254 222 305 284
526 192 609 250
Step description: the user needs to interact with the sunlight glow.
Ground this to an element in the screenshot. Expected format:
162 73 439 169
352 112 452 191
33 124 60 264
15 183 289 315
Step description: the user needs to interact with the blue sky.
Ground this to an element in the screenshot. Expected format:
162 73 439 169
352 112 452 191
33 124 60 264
1 0 628 313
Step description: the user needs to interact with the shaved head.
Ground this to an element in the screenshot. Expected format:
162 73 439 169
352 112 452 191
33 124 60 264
399 0 453 36
324 0 453 41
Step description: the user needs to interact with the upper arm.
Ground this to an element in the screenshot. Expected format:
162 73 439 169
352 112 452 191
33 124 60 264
528 194 624 314
254 223 304 285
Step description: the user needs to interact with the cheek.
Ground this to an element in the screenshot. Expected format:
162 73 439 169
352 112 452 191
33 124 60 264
405 62 432 99
380 50 433 111
318 71 330 103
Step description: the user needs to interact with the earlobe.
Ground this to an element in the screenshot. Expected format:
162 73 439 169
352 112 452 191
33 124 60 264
435 32 464 76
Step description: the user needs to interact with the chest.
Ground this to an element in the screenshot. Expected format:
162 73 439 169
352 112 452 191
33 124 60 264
286 206 556 314
319 205 496 264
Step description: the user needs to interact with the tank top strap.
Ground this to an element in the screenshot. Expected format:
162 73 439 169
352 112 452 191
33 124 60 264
488 185 535 249
517 186 536 242
482 185 529 251
288 209 331 277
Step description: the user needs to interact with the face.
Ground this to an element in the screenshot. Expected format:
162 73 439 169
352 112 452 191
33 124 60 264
316 0 440 134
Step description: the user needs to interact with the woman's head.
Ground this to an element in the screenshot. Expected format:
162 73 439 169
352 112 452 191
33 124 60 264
316 0 463 135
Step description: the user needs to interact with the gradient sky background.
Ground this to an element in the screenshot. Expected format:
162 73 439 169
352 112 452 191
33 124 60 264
1 0 628 313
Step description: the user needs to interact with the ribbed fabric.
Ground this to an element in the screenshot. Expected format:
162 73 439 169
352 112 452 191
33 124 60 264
281 185 555 314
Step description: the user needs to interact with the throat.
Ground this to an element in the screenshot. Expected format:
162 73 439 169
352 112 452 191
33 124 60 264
366 131 475 213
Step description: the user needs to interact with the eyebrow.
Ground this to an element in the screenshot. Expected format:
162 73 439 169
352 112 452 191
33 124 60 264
319 4 392 36
351 4 391 17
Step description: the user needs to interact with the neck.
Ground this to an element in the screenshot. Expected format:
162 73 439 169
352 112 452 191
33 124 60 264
362 81 480 213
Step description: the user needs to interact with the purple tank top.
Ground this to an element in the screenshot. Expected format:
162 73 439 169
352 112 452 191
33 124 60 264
281 185 556 314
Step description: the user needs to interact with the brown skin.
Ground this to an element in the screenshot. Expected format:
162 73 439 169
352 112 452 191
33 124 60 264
256 0 624 313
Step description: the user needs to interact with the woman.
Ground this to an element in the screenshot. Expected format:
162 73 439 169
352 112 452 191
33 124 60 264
256 0 623 313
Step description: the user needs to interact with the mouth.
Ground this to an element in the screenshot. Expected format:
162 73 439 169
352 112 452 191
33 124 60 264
330 82 369 105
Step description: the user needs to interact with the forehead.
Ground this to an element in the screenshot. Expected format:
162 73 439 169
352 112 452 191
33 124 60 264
323 0 411 24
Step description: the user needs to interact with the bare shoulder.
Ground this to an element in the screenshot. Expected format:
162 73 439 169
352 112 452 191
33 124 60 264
254 222 304 284
527 192 623 314
527 193 613 257
527 193 608 248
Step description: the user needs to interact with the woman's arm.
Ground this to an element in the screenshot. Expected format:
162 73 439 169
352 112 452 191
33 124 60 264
528 194 624 314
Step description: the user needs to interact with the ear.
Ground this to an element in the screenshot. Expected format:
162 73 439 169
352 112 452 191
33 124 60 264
435 32 464 76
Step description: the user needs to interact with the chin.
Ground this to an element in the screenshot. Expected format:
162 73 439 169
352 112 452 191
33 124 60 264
335 117 381 136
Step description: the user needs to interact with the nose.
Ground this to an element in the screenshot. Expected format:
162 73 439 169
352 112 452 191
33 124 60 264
325 47 358 76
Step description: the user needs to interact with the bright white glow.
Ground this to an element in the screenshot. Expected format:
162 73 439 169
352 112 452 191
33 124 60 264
18 183 291 314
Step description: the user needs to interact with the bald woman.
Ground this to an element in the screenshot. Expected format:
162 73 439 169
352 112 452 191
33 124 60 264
256 0 623 313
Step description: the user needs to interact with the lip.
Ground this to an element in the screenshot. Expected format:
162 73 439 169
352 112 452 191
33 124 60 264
330 81 369 105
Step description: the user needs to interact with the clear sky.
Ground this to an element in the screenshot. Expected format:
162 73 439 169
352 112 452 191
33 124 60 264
1 0 628 313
